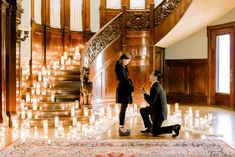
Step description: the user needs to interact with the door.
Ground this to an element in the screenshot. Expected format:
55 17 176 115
210 27 234 108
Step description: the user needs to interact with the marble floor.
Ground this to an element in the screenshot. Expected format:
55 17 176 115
0 104 235 150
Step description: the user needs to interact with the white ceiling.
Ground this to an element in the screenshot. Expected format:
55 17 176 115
156 0 235 48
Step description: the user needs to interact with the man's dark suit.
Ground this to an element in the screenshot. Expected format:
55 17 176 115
140 81 176 136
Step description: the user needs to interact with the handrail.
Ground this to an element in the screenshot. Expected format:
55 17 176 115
81 12 123 69
154 0 182 27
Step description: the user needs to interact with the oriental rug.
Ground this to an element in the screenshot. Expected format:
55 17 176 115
0 139 234 157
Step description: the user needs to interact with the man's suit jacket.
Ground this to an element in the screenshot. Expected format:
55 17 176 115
144 82 167 122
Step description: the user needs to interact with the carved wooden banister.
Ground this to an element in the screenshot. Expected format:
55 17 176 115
155 0 182 27
81 13 123 70
126 10 150 31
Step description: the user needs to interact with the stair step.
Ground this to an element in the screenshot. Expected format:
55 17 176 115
24 102 78 110
49 75 80 81
48 81 81 88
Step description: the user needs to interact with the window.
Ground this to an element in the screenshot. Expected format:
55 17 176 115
154 0 164 6
34 0 41 24
130 0 145 9
216 34 230 94
106 0 121 9
50 0 61 28
70 0 83 31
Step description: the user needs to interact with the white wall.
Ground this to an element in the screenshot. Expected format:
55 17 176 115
165 7 235 59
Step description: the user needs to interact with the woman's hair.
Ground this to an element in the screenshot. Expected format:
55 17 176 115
119 53 131 61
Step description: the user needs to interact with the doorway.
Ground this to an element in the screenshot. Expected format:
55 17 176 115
208 23 235 108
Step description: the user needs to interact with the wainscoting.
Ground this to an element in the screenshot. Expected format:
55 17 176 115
164 59 208 104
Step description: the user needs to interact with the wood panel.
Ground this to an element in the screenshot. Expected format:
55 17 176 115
0 0 8 123
165 59 208 104
90 36 122 105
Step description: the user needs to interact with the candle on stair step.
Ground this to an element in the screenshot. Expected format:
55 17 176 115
72 117 77 126
71 106 75 117
175 103 179 112
38 72 42 81
54 116 59 127
27 110 32 119
75 100 79 109
26 92 30 102
51 92 55 102
43 120 48 134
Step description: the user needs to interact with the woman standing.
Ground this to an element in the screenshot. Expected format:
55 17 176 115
115 53 134 136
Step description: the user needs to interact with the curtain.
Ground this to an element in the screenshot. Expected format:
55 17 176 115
90 0 100 32
106 0 121 9
130 0 145 9
70 0 83 31
50 0 61 28
34 0 41 24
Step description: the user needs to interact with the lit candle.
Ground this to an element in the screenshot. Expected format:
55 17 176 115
61 56 65 65
84 107 88 117
43 80 48 88
53 62 57 70
89 115 95 124
33 98 37 110
188 107 193 118
54 116 59 127
21 109 26 119
42 66 46 76
72 117 77 126
20 100 25 110
175 103 179 112
43 120 48 134
71 106 75 117
42 89 46 95
12 116 19 128
51 92 55 102
26 92 30 102
27 110 32 119
64 51 68 60
75 100 79 109
115 104 119 115
76 122 81 131
38 72 42 81
195 110 200 118
167 104 171 115
31 88 35 95
36 82 40 95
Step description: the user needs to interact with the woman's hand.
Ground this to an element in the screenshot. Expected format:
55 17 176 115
140 86 146 94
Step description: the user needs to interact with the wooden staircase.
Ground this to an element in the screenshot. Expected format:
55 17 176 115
18 49 92 127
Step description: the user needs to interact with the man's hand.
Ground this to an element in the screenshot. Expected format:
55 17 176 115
140 86 147 94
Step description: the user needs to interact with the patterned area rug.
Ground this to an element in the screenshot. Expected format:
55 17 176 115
1 139 235 157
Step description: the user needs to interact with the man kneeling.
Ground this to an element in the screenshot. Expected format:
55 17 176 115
140 70 181 137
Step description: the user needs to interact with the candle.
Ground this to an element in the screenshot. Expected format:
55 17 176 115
43 120 48 134
64 52 68 60
76 122 81 131
27 110 32 119
195 110 200 118
53 62 57 70
72 117 77 126
26 92 30 102
51 92 55 102
61 56 65 65
75 100 79 109
31 88 35 95
84 107 88 117
167 104 171 115
207 113 213 125
54 116 59 127
115 104 119 115
36 82 40 95
71 106 75 117
42 66 46 76
89 115 95 124
175 103 179 112
38 72 42 81
33 98 37 110
21 109 25 119
188 107 193 118
43 81 48 88
20 100 25 110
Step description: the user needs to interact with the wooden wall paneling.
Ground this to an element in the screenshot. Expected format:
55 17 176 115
47 27 63 63
165 59 208 104
84 0 90 32
0 0 8 123
126 31 151 103
31 24 44 69
31 0 34 22
90 37 122 104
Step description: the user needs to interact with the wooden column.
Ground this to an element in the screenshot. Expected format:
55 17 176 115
6 0 22 124
0 0 8 124
149 3 155 72
122 6 127 53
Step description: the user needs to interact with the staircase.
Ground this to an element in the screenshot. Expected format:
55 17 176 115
18 48 91 127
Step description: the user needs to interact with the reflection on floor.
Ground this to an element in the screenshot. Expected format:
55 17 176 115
0 104 235 150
